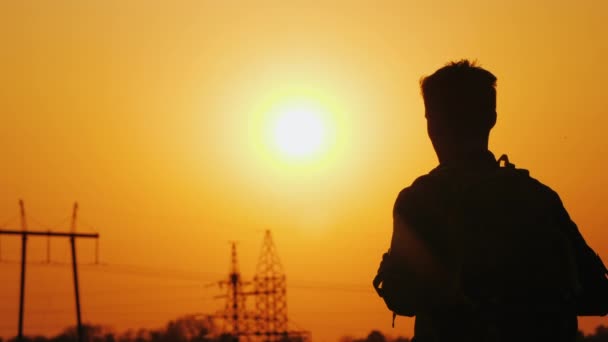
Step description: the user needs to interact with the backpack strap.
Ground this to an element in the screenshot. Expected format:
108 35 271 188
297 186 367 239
496 154 515 169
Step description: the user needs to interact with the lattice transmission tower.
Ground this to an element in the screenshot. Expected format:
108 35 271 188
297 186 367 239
253 230 288 341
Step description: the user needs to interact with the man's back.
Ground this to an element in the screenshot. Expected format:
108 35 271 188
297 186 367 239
372 60 600 341
391 152 579 341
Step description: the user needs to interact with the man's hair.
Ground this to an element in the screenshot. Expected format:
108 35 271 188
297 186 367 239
420 60 497 134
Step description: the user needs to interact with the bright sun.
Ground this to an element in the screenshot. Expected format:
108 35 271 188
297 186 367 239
273 105 327 160
248 87 342 168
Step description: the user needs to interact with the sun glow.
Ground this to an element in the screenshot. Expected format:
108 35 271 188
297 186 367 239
244 85 349 174
272 103 327 160
247 87 341 168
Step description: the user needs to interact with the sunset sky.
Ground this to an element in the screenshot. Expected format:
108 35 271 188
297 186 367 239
1 1 607 341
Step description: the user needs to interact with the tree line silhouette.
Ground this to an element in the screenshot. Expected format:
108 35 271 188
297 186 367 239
0 316 606 342
0 315 304 342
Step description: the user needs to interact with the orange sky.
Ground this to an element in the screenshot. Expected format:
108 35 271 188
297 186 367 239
0 1 607 341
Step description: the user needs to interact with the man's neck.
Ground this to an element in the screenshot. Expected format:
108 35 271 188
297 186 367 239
438 147 493 166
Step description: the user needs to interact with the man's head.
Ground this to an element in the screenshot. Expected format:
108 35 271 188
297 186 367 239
420 60 497 162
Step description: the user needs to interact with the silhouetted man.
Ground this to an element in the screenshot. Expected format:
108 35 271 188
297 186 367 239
374 60 589 342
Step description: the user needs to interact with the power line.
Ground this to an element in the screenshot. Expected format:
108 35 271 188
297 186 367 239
0 296 217 315
87 262 224 279
0 284 215 299
289 285 371 293
1 260 371 293
81 265 218 282
0 214 19 228
1 260 223 280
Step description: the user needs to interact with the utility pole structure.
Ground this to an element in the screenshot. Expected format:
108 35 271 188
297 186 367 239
0 200 99 342
18 200 27 342
217 242 256 342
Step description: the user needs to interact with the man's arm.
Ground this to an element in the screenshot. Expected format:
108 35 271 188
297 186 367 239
386 212 468 309
390 213 445 282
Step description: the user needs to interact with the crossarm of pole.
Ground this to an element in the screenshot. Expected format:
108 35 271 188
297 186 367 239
0 229 99 239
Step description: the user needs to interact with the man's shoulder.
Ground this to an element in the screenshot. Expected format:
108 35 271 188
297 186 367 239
393 168 449 215
394 164 564 213
491 166 563 203
395 173 434 201
394 163 476 203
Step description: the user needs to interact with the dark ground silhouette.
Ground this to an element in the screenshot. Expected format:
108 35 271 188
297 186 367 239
3 320 608 342
0 315 306 342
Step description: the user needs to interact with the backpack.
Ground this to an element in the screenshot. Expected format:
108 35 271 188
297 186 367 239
374 155 608 321
563 217 608 316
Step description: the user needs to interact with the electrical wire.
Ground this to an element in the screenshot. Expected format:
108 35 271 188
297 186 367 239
0 260 371 292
